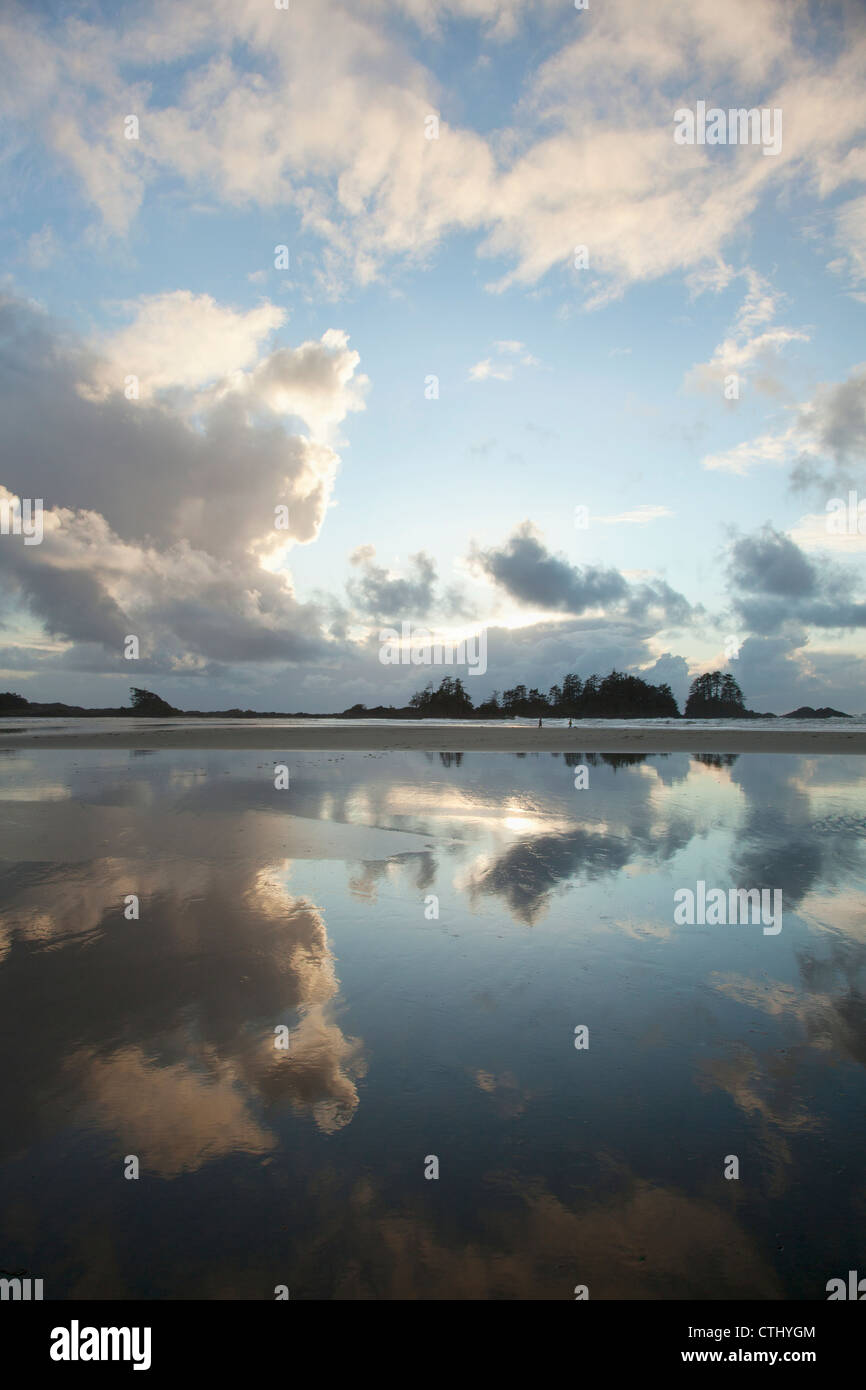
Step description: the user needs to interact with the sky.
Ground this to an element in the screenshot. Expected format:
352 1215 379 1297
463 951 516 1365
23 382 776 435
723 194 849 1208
1 0 865 714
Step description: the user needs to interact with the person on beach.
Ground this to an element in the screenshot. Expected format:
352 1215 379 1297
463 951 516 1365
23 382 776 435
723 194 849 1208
538 716 542 727
568 717 573 728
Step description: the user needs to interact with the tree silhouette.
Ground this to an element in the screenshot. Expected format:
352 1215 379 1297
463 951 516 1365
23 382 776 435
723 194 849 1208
684 671 746 718
129 688 178 716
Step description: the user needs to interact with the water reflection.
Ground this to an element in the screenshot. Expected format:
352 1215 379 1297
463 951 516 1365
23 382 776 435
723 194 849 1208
0 748 864 1298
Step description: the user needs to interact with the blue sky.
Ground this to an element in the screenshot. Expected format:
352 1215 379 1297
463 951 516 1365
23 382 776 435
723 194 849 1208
1 0 865 712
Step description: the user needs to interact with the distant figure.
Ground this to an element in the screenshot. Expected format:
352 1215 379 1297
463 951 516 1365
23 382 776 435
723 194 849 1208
538 716 542 727
568 717 573 728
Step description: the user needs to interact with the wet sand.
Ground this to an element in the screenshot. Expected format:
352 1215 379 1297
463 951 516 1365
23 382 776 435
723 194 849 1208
2 744 865 1299
1 721 865 754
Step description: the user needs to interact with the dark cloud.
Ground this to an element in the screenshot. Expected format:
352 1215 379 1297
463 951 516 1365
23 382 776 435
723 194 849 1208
346 546 437 621
729 526 866 634
729 527 816 598
640 652 691 707
730 632 866 716
476 523 627 612
475 523 692 626
1 561 131 646
791 364 866 491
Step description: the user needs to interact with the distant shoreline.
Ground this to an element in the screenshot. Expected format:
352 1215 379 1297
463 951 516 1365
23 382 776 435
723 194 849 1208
1 721 864 754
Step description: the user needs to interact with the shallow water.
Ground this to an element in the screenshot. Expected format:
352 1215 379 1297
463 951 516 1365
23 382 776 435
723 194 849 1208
2 714 864 734
0 747 864 1299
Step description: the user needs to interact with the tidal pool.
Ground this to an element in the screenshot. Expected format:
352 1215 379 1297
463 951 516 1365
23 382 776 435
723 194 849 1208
0 747 864 1299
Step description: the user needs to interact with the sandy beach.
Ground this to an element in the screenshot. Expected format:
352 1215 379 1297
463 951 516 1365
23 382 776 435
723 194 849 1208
2 720 865 754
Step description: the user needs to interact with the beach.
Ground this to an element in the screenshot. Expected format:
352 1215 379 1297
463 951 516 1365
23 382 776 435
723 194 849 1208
2 742 865 1300
1 717 865 755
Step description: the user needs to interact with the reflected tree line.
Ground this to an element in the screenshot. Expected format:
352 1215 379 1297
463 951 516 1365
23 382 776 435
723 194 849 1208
431 750 740 769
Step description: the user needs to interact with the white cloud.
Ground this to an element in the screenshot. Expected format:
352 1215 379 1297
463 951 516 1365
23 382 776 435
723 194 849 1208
4 0 865 302
702 363 866 483
81 292 368 443
87 292 286 398
686 269 809 396
469 339 539 381
468 357 513 381
595 505 673 525
789 511 866 554
25 224 58 268
702 422 803 475
829 193 866 296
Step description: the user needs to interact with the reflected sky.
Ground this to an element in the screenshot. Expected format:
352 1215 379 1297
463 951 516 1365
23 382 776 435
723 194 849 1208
0 748 864 1298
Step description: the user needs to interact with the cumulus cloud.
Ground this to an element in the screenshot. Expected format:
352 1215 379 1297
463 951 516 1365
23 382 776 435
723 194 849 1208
249 329 369 441
641 651 691 706
346 546 437 620
728 526 866 634
474 522 693 626
0 295 368 669
730 631 866 716
84 292 369 444
87 292 287 398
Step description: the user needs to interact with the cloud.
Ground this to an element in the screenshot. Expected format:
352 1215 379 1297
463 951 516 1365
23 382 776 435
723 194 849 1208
24 223 58 268
81 1046 276 1175
247 328 370 441
0 799 372 1160
829 190 866 294
474 522 693 626
795 363 866 486
728 526 866 634
703 363 866 486
702 424 801 475
83 292 369 443
788 510 866 554
468 339 540 381
686 267 809 398
468 357 513 382
730 526 817 598
5 0 865 303
641 651 691 705
346 546 437 620
87 291 287 398
595 505 673 525
0 295 370 668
